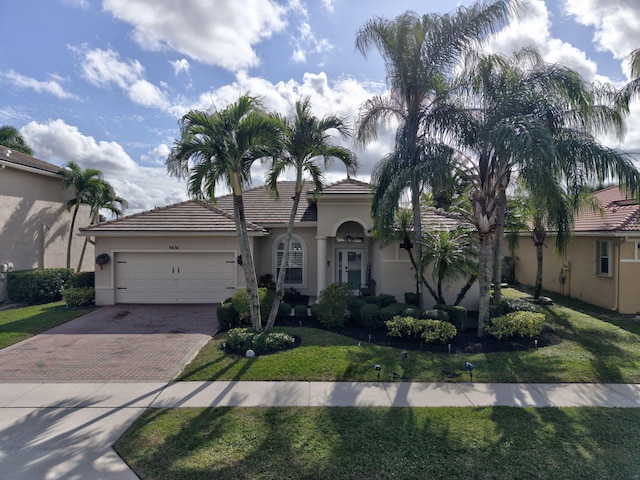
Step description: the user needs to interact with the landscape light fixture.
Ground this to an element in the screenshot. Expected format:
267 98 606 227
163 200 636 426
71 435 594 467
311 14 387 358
465 362 474 381
374 364 381 381
402 351 407 364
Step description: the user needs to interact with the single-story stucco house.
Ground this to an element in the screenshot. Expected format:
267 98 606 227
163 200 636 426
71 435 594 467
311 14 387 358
82 178 479 309
0 146 93 302
512 185 640 314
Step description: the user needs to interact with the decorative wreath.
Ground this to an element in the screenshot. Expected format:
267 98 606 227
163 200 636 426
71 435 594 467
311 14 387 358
96 253 111 270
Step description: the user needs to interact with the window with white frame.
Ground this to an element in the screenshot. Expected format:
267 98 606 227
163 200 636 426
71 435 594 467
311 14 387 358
275 236 304 285
594 240 612 276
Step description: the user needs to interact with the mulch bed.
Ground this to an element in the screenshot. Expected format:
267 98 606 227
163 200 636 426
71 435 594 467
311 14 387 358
275 313 563 354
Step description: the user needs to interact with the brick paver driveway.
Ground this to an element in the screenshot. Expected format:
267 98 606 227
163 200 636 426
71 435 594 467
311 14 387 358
0 304 219 382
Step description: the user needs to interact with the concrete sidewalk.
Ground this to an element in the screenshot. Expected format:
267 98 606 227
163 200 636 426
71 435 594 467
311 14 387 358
1 381 640 479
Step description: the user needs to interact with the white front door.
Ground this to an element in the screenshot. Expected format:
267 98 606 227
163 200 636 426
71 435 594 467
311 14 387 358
336 249 364 291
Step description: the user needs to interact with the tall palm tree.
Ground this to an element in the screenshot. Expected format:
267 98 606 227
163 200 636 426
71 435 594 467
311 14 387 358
355 1 517 307
264 97 357 330
167 95 281 332
439 47 640 335
59 161 104 269
77 181 128 271
0 125 33 155
619 47 640 107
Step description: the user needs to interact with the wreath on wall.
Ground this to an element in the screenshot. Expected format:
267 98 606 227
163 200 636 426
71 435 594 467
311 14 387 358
96 253 110 270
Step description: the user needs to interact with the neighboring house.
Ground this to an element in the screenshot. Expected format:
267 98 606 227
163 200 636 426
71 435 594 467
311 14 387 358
513 185 640 314
82 178 479 309
0 146 93 302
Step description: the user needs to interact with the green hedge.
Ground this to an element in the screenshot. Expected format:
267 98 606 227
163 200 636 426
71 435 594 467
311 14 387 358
62 287 95 307
358 303 383 329
7 268 74 304
435 304 467 331
277 302 292 319
490 297 540 317
314 283 352 329
70 271 95 288
231 288 275 323
386 315 457 344
226 328 294 355
294 304 308 319
485 311 545 340
217 302 243 329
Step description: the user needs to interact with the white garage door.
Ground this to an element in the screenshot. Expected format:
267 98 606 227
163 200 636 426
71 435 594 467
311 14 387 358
115 252 236 303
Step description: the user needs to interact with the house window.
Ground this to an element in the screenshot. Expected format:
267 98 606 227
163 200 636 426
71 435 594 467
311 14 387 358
595 240 612 276
275 236 304 285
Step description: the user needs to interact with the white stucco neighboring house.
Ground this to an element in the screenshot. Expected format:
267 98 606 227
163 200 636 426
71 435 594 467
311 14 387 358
82 179 479 310
0 145 93 302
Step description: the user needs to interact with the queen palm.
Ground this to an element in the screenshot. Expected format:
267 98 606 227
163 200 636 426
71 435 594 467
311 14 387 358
59 161 104 269
0 125 33 155
77 181 127 271
167 95 281 332
264 98 357 330
355 1 516 306
440 48 640 334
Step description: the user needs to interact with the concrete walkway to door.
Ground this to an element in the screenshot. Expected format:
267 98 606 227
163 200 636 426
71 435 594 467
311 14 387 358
0 304 219 382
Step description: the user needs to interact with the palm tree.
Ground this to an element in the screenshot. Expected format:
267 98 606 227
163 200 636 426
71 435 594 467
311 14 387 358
440 47 640 335
167 95 281 332
355 1 516 307
264 97 357 330
422 226 478 306
59 161 104 269
619 47 640 107
77 181 128 271
0 125 33 155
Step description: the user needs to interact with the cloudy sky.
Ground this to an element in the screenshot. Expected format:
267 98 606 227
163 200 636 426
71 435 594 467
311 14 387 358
1 0 640 214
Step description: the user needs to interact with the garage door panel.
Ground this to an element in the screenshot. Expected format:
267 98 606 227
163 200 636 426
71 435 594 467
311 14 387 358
115 252 236 304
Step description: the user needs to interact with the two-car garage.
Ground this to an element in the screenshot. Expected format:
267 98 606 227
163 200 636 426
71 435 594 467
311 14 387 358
114 251 237 304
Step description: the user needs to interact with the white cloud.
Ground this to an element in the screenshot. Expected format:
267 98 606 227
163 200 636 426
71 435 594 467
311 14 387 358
287 3 333 64
78 47 172 111
102 0 287 72
487 0 598 81
20 119 187 212
170 59 190 76
563 0 640 63
1 70 77 100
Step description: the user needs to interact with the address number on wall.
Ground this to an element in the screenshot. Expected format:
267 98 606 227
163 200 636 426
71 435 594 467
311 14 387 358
169 245 180 250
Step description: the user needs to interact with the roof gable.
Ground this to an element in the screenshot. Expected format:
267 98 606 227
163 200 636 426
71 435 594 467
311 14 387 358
574 186 640 232
0 145 62 176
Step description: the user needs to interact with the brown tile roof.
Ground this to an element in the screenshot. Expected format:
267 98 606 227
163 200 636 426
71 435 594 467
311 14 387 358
422 207 473 231
81 200 267 234
574 186 640 233
319 178 372 195
215 180 320 225
0 144 61 175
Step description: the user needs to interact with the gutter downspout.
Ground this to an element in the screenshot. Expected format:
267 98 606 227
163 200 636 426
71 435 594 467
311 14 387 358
615 238 622 312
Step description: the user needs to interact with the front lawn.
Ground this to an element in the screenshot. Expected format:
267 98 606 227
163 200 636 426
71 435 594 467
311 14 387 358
178 288 640 383
116 406 640 480
0 302 95 350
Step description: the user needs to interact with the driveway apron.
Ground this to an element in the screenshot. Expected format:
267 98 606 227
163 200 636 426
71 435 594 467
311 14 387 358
0 304 219 382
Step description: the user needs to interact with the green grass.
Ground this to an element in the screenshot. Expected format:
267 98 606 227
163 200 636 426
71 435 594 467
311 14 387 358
116 406 640 480
0 301 95 350
178 287 640 383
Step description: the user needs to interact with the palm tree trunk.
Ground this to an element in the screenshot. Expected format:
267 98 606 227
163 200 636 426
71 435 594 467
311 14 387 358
265 187 302 331
455 273 478 306
534 242 544 299
77 211 99 272
492 186 507 302
233 190 262 332
477 232 493 337
66 202 80 269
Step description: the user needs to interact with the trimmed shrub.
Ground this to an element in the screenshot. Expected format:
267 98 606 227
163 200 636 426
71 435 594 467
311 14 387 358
490 297 540 317
379 303 410 322
436 305 468 332
277 302 292 319
226 327 294 355
315 283 353 329
358 303 383 329
70 271 95 288
62 287 95 307
217 302 242 329
421 309 449 322
421 320 457 344
386 315 457 343
7 268 73 304
231 288 275 323
403 306 425 319
404 292 419 306
348 298 367 324
378 293 397 307
362 295 382 307
485 311 545 340
294 304 308 319
258 273 276 290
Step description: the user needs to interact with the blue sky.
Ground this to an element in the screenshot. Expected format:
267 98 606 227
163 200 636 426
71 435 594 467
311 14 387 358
1 0 639 213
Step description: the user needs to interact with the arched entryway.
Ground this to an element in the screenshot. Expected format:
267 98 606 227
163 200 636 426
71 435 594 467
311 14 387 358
334 221 367 291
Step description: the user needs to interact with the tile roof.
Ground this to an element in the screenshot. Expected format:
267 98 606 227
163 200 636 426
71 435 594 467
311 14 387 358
319 178 372 195
81 200 267 234
574 186 640 233
0 144 62 175
422 207 473 231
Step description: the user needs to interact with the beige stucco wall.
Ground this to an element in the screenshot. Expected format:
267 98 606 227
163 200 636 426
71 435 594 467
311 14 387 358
513 234 623 311
0 164 93 301
92 234 247 305
316 197 372 237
